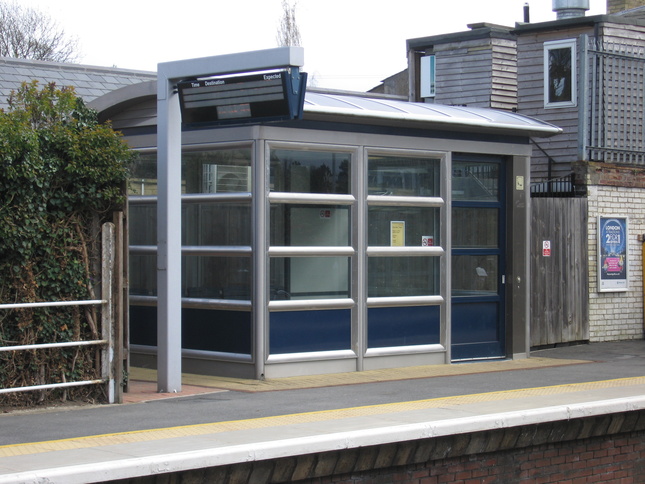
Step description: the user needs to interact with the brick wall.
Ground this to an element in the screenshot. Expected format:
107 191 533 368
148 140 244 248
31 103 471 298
581 163 645 189
608 0 645 14
112 410 645 483
577 162 645 342
315 431 645 483
587 185 645 341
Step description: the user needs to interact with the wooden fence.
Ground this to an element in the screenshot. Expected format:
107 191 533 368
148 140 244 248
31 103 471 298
530 197 589 347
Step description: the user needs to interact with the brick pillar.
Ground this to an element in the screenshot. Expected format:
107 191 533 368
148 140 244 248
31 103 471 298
608 0 645 13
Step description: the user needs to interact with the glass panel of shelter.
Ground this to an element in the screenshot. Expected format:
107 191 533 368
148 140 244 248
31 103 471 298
127 145 254 356
268 146 355 355
128 153 158 298
366 152 443 349
270 204 350 247
128 152 157 196
451 160 501 297
183 149 252 194
270 148 350 194
128 145 449 358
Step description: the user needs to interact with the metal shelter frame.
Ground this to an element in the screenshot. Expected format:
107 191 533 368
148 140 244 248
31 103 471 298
156 47 305 392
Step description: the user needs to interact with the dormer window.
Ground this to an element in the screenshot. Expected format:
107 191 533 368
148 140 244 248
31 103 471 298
544 39 577 108
420 55 436 99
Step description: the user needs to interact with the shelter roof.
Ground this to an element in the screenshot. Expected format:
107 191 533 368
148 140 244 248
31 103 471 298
303 92 561 137
92 81 561 138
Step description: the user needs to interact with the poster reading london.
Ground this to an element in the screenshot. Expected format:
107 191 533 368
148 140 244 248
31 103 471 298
598 216 628 292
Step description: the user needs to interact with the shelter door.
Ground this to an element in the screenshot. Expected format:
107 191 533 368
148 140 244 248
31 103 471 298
451 156 506 360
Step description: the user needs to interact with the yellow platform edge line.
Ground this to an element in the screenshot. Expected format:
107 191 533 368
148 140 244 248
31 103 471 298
2 376 645 458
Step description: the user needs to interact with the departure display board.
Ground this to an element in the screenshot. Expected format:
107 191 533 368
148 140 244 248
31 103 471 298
178 69 307 127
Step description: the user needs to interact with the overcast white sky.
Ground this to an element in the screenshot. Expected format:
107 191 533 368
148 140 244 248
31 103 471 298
21 0 606 91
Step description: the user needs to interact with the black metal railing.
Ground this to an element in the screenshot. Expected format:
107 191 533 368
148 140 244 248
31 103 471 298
530 173 583 198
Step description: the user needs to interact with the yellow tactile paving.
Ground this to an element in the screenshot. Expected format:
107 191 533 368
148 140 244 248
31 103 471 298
2 376 644 459
131 357 592 392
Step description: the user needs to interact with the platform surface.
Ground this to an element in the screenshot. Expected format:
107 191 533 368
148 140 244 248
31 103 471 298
1 341 644 483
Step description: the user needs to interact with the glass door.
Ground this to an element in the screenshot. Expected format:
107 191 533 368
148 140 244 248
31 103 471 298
451 155 506 360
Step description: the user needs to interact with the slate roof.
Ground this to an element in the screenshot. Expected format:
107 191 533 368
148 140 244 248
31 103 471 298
0 56 155 111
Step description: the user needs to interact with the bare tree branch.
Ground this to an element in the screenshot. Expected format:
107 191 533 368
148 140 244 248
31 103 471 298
0 1 79 62
276 0 302 47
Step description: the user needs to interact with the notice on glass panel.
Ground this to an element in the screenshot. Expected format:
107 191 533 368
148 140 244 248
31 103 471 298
390 221 405 247
598 216 628 292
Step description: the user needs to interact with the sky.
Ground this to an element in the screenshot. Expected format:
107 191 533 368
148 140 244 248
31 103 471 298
20 0 607 92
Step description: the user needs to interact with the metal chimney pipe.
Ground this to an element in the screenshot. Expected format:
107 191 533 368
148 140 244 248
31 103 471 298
552 0 590 18
524 3 531 22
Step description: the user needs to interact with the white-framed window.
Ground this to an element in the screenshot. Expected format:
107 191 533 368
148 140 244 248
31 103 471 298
420 55 436 98
544 39 577 108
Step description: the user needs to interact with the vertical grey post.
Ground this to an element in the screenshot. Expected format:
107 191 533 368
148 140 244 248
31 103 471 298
253 138 267 380
156 67 183 393
578 34 589 161
355 148 366 372
155 47 304 391
442 153 452 363
407 48 418 102
509 155 531 359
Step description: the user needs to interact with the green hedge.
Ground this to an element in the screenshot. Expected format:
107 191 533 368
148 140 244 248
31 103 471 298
0 81 134 406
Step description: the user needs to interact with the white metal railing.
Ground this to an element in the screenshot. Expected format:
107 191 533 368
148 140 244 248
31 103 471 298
0 299 104 309
0 300 111 397
0 222 119 403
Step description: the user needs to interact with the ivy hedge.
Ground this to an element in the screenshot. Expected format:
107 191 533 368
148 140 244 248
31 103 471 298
0 81 135 406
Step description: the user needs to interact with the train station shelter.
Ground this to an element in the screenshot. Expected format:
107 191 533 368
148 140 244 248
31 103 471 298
90 47 561 390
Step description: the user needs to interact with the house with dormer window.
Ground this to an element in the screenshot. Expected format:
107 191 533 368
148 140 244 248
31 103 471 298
394 0 645 347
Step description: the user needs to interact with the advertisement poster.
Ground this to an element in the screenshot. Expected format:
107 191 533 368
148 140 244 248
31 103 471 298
598 216 628 292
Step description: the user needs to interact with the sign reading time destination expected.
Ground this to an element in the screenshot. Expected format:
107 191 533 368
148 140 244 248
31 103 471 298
178 69 307 127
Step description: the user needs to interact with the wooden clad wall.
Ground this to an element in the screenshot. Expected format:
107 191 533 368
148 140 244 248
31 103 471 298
409 27 517 110
516 26 594 182
434 36 517 111
530 197 589 347
600 21 645 46
491 37 518 111
435 38 495 107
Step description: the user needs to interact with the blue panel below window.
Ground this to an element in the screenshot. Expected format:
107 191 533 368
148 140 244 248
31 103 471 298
451 302 499 344
269 309 351 354
129 306 252 355
368 306 440 348
130 306 157 347
182 308 252 354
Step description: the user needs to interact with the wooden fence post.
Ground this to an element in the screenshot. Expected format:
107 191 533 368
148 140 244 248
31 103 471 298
102 222 117 403
113 211 127 401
